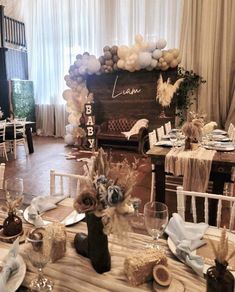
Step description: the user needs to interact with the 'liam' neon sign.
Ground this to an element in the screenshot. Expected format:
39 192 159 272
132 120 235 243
111 75 141 99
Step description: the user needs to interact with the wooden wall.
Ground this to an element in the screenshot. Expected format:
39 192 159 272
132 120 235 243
87 68 178 130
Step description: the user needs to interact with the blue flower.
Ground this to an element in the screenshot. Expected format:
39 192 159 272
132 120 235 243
96 175 108 185
106 185 123 206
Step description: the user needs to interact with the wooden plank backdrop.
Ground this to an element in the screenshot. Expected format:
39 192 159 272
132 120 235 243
87 68 178 130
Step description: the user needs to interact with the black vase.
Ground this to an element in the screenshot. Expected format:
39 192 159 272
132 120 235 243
206 260 234 292
3 212 23 236
74 213 111 274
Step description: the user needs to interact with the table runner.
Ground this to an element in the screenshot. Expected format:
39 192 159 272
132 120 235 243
0 213 206 291
165 147 216 192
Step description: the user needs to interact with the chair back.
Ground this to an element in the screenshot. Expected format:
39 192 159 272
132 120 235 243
13 118 26 139
227 123 234 138
157 126 165 141
148 130 157 149
50 170 86 198
0 163 5 189
0 120 6 142
164 121 172 135
177 186 235 230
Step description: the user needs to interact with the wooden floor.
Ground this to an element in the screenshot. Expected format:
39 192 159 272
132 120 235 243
0 136 153 210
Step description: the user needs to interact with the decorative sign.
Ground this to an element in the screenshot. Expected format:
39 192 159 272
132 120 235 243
111 75 141 99
84 102 95 149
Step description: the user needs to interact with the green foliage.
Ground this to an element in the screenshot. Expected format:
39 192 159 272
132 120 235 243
174 67 206 123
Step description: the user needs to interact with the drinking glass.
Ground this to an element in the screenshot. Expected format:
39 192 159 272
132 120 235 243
25 229 54 291
5 178 24 212
169 133 177 148
144 202 168 249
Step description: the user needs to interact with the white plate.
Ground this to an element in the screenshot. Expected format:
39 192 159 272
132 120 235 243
167 227 235 276
211 129 227 135
155 141 173 147
212 135 230 142
0 247 26 292
204 144 235 151
23 207 85 226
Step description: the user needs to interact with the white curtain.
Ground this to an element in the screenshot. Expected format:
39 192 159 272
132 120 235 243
20 0 182 137
180 0 235 128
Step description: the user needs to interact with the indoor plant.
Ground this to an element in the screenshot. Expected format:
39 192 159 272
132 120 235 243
174 67 206 125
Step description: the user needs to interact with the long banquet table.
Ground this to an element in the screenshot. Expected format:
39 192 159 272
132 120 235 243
147 146 235 225
0 212 207 292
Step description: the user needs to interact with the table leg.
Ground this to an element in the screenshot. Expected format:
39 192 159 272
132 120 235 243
25 127 34 154
154 164 165 203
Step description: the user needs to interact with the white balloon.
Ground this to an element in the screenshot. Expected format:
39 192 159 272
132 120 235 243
87 58 101 74
78 66 87 75
64 134 75 145
152 49 163 60
66 124 75 134
147 42 156 52
156 39 167 49
138 52 152 68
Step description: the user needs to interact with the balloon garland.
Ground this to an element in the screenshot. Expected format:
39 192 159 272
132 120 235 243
63 34 181 146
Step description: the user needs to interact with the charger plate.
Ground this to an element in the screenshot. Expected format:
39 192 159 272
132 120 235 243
0 247 26 292
167 227 235 276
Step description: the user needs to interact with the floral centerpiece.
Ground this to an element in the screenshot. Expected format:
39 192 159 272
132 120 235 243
181 111 205 150
73 148 139 273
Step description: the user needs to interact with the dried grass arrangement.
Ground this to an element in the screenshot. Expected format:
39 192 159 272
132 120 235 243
181 111 205 150
209 228 235 265
156 74 184 107
74 148 139 236
1 196 23 214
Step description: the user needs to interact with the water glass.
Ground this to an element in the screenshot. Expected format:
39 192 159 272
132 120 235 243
144 201 168 249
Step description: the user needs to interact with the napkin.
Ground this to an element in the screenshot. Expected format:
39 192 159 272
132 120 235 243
165 213 209 276
28 194 67 226
0 238 20 292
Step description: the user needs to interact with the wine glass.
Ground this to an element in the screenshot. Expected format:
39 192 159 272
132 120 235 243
169 133 177 148
144 202 168 249
25 228 54 291
5 178 24 213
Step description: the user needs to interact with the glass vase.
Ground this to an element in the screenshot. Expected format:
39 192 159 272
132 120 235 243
206 260 234 292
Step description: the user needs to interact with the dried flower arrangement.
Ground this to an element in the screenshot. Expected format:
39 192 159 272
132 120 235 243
156 74 184 107
74 148 139 236
1 196 23 214
209 228 235 265
181 111 205 150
